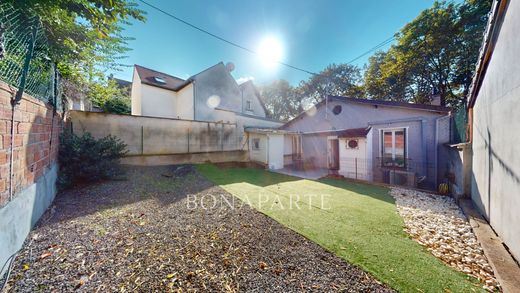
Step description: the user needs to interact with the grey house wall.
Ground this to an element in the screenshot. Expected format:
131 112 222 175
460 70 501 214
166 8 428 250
283 99 450 188
193 63 266 121
470 0 520 261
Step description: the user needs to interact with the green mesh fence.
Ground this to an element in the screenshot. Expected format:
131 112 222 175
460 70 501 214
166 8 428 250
0 3 61 108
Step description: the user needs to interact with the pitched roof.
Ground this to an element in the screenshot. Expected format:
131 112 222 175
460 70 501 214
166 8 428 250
134 64 189 91
238 80 269 116
302 127 371 138
328 96 451 112
468 0 509 107
112 78 131 90
281 96 450 129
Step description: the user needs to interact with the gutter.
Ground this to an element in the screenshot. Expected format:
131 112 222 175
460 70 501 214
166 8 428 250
468 0 509 108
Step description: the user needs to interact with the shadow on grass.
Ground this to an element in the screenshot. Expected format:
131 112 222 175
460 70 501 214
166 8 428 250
197 164 394 205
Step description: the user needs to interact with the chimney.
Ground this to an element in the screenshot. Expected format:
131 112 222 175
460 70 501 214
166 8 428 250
430 94 441 106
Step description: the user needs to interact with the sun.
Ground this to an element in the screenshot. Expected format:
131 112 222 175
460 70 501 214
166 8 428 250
257 36 283 68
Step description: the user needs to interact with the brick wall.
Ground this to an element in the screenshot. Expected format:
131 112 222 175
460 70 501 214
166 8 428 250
0 81 62 206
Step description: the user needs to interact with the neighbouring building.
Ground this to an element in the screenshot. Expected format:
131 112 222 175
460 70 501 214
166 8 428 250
251 96 451 189
130 62 280 130
467 0 519 261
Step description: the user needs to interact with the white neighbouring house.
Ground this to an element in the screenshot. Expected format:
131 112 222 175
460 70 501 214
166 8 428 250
131 62 280 129
130 62 283 168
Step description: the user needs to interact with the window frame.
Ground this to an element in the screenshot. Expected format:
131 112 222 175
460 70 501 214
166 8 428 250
380 127 408 168
252 138 260 150
246 100 253 111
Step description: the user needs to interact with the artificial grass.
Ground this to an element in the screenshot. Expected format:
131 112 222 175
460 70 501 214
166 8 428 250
197 164 484 293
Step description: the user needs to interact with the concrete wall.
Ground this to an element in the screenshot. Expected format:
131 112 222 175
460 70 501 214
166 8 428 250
470 0 520 260
70 111 245 156
284 100 449 188
0 81 61 276
121 151 248 165
0 164 57 276
267 134 284 169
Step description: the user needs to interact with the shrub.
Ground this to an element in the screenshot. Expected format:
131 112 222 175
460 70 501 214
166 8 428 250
58 132 128 189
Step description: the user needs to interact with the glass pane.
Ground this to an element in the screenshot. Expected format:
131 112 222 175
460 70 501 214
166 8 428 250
394 131 405 167
383 131 393 166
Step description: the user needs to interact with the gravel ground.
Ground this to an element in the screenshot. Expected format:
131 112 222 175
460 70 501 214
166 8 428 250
5 165 393 292
390 187 499 292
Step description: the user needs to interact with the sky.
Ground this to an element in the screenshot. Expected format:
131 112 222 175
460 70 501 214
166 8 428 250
111 0 441 86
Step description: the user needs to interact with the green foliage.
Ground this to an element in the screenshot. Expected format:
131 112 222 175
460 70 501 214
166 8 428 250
103 96 131 114
88 78 131 114
58 132 128 189
260 64 363 121
364 0 492 107
6 0 145 82
260 80 303 122
299 63 364 104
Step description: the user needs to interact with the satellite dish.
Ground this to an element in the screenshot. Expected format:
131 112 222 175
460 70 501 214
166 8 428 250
225 62 235 72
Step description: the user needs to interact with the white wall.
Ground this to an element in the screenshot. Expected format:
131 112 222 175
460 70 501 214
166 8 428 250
267 134 284 170
249 133 268 164
339 137 369 180
131 67 142 115
176 83 194 120
140 84 178 118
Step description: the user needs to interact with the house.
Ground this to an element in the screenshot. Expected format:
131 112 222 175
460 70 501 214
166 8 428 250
466 0 519 261
130 62 280 129
250 96 451 189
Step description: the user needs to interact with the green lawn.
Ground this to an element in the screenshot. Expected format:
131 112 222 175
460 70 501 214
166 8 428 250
197 164 484 293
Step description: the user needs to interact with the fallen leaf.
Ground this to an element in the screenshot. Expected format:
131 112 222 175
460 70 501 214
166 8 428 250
40 251 52 259
166 273 176 279
258 261 268 270
22 263 30 271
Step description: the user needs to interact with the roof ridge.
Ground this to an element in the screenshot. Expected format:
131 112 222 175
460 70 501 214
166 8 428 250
134 64 185 81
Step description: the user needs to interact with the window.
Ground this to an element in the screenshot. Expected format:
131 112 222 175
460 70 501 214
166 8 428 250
246 100 253 111
252 138 260 150
153 76 166 84
292 135 302 159
381 128 406 168
332 105 342 115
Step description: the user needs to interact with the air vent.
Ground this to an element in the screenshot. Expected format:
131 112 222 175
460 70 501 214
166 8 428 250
347 139 358 149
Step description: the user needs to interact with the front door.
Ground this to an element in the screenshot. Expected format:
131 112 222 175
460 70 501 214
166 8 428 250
328 138 339 170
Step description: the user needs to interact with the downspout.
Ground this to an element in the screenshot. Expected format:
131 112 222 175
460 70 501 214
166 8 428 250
420 119 427 179
434 114 451 187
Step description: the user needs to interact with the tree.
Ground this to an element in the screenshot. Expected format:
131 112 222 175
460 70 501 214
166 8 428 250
299 63 363 104
88 78 130 114
363 0 491 107
260 80 303 122
7 0 145 82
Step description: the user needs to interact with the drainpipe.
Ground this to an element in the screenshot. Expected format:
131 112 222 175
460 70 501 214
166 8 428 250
434 114 451 188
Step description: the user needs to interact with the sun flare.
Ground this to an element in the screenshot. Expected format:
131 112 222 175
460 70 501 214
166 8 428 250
257 36 283 68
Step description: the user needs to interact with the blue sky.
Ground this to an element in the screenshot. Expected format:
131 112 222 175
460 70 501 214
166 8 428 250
111 0 440 86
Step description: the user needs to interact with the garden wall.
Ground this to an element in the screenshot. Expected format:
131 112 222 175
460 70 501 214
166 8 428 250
0 80 62 276
69 111 248 164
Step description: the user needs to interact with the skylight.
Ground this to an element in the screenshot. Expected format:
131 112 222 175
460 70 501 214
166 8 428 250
154 76 166 84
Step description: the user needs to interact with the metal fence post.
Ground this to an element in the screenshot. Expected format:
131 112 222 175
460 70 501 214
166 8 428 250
13 24 37 105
